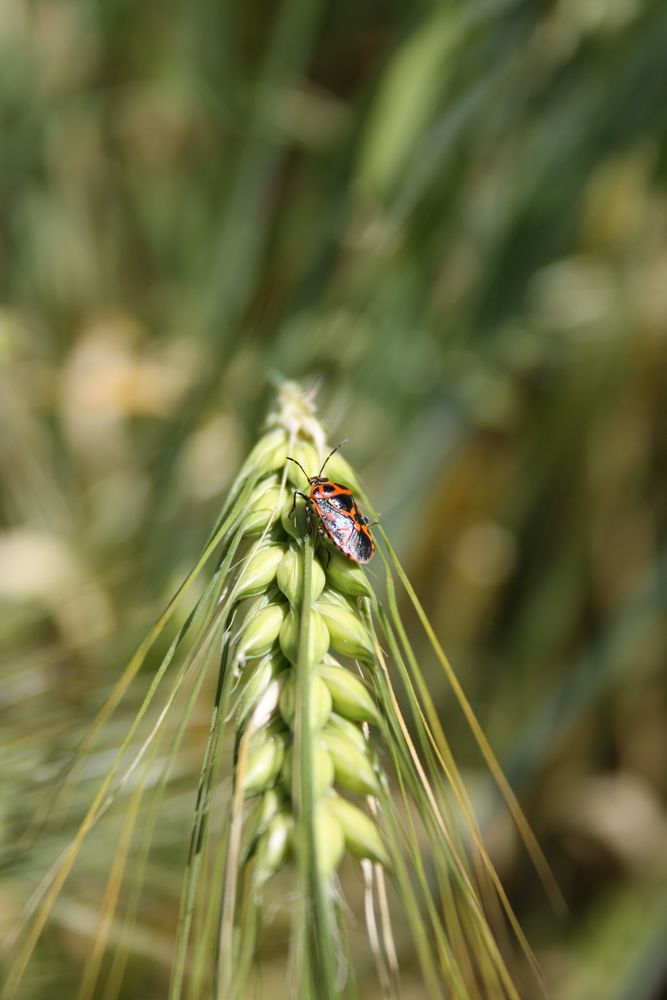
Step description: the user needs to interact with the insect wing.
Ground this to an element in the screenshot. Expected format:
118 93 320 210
312 497 353 543
344 522 375 563
312 493 375 564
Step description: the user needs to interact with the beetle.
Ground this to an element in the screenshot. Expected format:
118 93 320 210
286 442 375 564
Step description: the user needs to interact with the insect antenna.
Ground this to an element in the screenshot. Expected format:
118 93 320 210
286 455 311 481
318 439 348 476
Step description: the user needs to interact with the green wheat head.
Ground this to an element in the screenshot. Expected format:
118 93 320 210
4 382 555 1000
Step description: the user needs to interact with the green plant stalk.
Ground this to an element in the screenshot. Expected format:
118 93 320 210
102 644 215 1000
373 585 543 988
378 525 563 913
77 727 164 1000
170 648 230 1000
295 531 337 998
368 602 523 997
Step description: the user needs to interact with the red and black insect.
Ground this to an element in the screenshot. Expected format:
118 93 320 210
287 442 375 564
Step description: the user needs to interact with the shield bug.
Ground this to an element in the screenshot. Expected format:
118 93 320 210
287 443 375 564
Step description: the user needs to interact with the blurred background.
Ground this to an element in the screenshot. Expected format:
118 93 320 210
1 0 666 996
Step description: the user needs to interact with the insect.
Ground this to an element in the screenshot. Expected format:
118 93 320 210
286 442 375 564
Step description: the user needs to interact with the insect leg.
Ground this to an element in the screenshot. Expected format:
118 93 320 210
289 490 310 519
314 523 331 567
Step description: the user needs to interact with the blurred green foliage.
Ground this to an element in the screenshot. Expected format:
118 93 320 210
1 0 666 996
